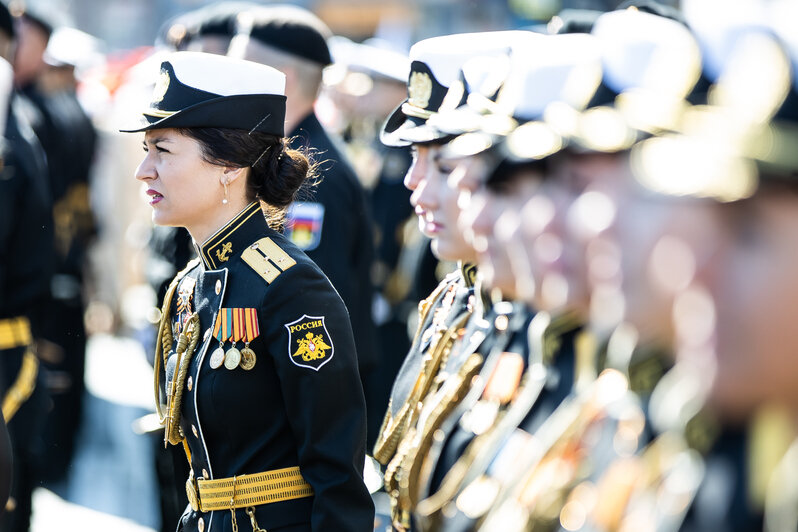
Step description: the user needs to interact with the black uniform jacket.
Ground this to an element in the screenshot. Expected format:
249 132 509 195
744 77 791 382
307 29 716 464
0 106 53 320
164 202 374 532
289 113 377 374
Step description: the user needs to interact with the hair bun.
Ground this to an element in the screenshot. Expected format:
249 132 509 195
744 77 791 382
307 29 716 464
260 146 309 209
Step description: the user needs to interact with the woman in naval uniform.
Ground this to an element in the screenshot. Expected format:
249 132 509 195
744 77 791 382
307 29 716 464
122 52 374 532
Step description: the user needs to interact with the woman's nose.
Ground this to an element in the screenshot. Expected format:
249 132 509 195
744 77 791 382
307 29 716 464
135 153 156 182
404 154 426 191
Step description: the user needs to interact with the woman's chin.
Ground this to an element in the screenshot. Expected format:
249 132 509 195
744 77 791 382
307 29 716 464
151 209 178 227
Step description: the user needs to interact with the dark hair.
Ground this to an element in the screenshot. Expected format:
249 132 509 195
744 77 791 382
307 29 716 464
176 127 318 229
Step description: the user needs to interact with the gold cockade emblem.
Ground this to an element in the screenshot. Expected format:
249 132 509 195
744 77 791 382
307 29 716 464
152 70 171 103
408 71 433 109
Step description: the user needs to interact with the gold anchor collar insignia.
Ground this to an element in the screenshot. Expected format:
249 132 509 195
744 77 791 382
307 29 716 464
216 241 233 263
199 202 264 269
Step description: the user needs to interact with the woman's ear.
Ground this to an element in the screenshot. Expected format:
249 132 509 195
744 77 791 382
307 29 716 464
221 166 247 185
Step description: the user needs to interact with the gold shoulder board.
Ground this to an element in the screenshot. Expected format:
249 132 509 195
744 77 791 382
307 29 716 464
242 237 297 284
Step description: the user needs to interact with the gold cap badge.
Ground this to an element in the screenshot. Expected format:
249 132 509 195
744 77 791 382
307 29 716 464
152 70 171 104
408 71 433 110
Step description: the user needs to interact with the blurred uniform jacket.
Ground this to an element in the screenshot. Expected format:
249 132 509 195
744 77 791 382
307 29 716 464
163 203 374 531
0 96 53 532
1 99 53 320
19 83 96 277
287 113 376 375
373 264 477 467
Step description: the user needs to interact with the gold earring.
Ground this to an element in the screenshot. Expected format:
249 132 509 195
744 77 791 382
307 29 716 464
222 181 229 205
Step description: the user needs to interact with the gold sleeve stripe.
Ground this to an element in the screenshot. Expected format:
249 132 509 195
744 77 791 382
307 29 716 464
242 237 296 284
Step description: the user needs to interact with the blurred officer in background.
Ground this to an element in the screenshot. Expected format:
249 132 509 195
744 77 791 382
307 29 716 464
476 7 769 531
35 24 98 486
229 5 378 399
401 32 602 531
624 4 798 529
375 30 558 530
0 2 51 530
10 4 98 490
160 1 255 54
0 6 52 525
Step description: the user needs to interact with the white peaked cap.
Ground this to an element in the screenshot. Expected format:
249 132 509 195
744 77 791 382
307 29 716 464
497 33 602 120
592 9 701 98
167 51 285 96
122 51 288 135
409 30 536 88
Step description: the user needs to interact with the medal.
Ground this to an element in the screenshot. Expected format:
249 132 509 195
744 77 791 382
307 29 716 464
224 346 241 369
210 309 231 370
240 347 257 370
211 308 261 370
225 308 244 370
239 308 260 370
210 347 225 369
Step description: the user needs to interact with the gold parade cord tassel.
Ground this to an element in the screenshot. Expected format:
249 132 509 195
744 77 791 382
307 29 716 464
153 260 201 447
165 313 200 445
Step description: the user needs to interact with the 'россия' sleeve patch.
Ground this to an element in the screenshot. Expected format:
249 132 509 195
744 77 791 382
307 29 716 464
285 315 334 371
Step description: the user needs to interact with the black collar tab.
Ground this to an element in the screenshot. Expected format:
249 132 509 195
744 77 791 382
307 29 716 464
198 202 266 270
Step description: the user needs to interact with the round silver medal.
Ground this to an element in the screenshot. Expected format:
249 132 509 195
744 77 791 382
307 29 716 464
209 347 225 369
224 346 241 370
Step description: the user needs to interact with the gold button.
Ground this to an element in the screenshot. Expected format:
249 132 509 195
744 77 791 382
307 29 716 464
204 328 211 341
198 516 205 532
187 376 193 391
215 280 221 295
202 468 209 478
192 425 198 438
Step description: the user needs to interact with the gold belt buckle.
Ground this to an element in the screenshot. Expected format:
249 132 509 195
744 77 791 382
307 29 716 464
186 469 201 512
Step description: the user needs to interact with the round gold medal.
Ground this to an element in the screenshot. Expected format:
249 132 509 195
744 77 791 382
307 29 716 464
240 347 257 370
224 346 241 370
209 347 225 369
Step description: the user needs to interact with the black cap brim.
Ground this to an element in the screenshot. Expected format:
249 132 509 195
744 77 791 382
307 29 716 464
379 101 455 147
120 93 287 135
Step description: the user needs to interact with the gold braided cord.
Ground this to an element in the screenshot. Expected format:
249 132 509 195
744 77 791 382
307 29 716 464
384 311 471 491
404 352 484 508
373 276 463 464
385 311 473 529
166 313 201 445
153 258 200 429
416 312 554 522
153 276 180 426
